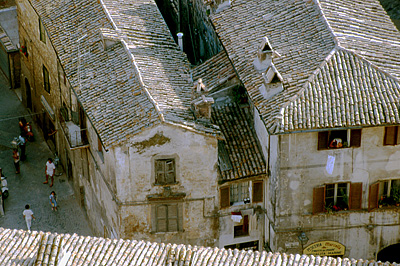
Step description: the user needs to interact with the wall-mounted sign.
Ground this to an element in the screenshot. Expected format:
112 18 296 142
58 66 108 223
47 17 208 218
303 241 345 256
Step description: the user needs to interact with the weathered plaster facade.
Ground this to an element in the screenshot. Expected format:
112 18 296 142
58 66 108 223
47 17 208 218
265 127 400 259
113 124 219 245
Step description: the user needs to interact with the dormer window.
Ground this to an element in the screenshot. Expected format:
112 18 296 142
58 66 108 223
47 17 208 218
262 42 271 52
263 65 282 84
259 36 273 54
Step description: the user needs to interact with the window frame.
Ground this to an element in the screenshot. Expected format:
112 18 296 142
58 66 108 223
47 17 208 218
369 179 400 210
39 18 46 44
154 158 177 185
313 182 362 214
230 181 250 205
318 129 361 150
220 180 263 209
43 65 50 93
383 126 400 146
152 203 182 233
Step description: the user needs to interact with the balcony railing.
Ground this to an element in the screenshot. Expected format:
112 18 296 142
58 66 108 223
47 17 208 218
59 109 89 150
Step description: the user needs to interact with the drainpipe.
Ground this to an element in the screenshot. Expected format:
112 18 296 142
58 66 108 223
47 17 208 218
177 32 184 51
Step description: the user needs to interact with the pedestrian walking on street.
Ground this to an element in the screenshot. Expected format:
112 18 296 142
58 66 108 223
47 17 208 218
44 158 55 187
12 149 20 174
22 204 35 231
49 191 58 211
18 135 26 161
18 117 27 137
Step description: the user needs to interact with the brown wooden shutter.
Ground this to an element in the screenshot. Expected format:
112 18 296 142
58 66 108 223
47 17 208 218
220 186 230 209
252 181 263 203
368 182 380 211
318 132 329 150
313 186 325 214
384 126 397 145
243 215 249 235
349 182 362 210
350 129 362 147
396 126 400 145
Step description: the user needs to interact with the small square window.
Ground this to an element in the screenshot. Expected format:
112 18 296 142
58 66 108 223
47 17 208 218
155 159 176 185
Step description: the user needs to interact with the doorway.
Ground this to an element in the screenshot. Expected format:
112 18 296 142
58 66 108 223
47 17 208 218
25 78 32 110
377 243 400 263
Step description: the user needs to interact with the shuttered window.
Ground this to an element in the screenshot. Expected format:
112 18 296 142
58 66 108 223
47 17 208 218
220 187 230 209
313 182 362 214
153 204 181 232
155 159 175 185
349 182 363 210
318 129 362 150
368 183 379 211
252 181 263 203
384 126 400 146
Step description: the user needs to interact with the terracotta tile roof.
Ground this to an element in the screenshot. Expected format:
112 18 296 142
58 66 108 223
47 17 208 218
28 0 218 148
212 103 266 181
191 51 238 94
211 0 400 134
2 227 400 265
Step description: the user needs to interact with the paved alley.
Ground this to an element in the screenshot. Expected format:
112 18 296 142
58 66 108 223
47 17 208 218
0 72 93 236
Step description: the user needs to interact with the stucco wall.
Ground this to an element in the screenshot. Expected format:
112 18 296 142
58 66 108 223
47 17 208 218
272 127 400 259
112 123 219 246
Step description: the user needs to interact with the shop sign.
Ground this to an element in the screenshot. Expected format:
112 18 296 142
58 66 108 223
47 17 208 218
303 241 345 256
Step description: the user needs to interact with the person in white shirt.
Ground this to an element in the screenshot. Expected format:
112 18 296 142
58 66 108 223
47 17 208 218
43 158 56 187
22 204 35 231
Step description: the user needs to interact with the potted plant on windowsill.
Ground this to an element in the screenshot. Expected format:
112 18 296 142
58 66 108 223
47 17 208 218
392 186 400 207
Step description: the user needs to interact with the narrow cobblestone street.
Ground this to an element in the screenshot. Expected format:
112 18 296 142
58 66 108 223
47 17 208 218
0 72 94 236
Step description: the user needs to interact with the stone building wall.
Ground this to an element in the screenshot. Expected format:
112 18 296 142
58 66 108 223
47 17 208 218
269 127 400 259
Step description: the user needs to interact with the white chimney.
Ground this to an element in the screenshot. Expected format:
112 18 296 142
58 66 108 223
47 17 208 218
177 32 183 51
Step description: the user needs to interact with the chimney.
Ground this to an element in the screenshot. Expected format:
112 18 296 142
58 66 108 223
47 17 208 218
177 32 184 51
